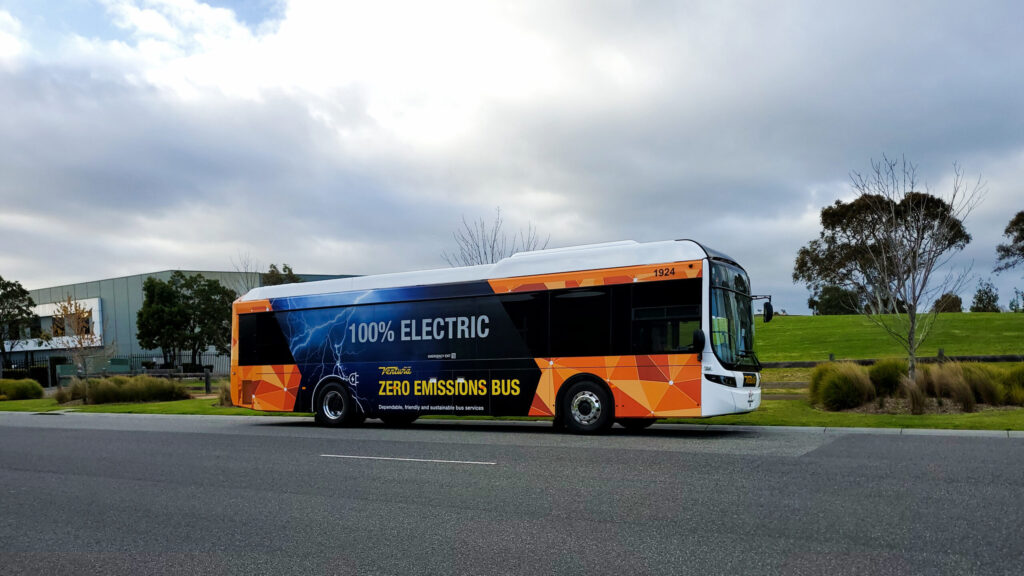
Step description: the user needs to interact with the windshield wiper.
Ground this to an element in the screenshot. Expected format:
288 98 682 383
736 349 761 369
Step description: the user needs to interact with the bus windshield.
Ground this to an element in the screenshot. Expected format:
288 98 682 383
709 261 759 371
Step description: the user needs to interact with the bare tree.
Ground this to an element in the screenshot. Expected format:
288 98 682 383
230 250 262 295
442 207 550 267
50 295 104 373
795 155 984 380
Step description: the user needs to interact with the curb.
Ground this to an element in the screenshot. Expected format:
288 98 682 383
657 422 1021 438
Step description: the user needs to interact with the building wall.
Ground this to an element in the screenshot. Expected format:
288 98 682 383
22 270 350 360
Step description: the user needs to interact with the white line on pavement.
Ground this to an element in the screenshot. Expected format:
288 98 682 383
320 454 496 465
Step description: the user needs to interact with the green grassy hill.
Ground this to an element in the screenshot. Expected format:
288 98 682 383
756 313 1024 362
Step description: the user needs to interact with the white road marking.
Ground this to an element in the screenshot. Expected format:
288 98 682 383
320 454 496 465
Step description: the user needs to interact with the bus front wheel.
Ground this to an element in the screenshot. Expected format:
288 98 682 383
562 380 613 434
314 383 361 427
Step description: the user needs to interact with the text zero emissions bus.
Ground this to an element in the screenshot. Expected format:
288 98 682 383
230 239 773 433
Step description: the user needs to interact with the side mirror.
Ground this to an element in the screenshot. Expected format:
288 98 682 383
763 302 774 323
692 329 706 361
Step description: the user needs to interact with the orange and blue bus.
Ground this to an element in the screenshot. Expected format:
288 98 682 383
230 239 772 433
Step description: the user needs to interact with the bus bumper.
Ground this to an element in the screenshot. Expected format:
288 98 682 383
701 381 761 416
732 386 761 413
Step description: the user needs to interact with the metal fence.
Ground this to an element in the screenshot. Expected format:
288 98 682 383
106 353 231 375
1 352 231 386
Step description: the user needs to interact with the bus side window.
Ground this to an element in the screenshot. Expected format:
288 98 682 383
550 287 612 357
498 292 549 357
630 279 701 355
238 312 295 366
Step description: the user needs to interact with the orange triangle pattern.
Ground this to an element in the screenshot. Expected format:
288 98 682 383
531 354 702 418
236 364 302 412
488 261 702 293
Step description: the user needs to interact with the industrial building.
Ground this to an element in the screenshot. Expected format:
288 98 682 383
7 270 348 376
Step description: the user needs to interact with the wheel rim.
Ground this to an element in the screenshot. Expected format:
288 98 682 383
570 390 602 426
322 390 345 420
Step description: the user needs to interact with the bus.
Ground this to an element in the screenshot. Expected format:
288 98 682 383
230 239 772 433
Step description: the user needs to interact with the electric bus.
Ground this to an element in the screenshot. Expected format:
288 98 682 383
230 239 772 433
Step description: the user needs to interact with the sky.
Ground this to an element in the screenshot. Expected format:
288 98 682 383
1 0 1023 313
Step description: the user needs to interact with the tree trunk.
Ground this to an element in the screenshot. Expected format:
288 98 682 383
907 314 918 383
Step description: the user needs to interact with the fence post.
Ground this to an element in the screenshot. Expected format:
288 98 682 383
828 353 835 362
204 369 211 395
937 348 945 363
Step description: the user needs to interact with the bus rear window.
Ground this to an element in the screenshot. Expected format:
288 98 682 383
238 312 295 366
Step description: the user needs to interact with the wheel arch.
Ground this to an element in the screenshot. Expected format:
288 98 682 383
554 372 613 422
309 375 359 414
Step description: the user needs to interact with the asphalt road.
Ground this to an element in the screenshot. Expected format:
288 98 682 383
1 412 1022 576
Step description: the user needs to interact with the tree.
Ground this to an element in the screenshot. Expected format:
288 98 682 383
230 251 262 295
137 276 186 367
137 272 236 368
49 295 112 387
442 207 549 267
1009 288 1023 313
807 285 863 315
969 279 1000 312
932 292 963 313
262 263 302 286
793 155 983 380
177 272 236 368
0 275 36 377
994 211 1024 273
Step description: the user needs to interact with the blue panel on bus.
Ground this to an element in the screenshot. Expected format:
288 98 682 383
268 280 496 311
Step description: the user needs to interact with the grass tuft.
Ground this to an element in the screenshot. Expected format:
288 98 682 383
960 363 1006 405
868 358 906 397
820 363 875 411
58 375 190 405
1004 366 1024 406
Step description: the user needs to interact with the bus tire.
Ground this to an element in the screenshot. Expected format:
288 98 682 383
314 383 360 427
562 380 613 434
379 414 418 427
617 418 656 430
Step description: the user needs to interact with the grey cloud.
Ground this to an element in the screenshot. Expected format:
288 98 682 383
2 1 1024 314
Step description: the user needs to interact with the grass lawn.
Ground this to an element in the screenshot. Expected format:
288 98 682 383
757 312 1024 362
0 398 64 412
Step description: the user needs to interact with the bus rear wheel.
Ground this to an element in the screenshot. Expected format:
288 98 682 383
617 418 656 430
562 380 613 434
314 383 361 427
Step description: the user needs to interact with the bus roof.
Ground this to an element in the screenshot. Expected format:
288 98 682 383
240 239 730 302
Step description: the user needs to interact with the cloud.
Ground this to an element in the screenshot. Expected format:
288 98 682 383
1 0 1023 314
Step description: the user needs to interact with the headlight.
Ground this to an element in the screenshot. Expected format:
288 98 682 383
705 373 738 387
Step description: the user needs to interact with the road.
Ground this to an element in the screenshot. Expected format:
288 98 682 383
1 412 1022 576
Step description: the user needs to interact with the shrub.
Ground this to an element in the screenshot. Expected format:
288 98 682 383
900 377 927 415
809 362 841 405
869 358 906 397
54 387 71 404
820 363 875 411
1004 366 1024 406
61 375 190 404
914 364 937 398
218 380 233 407
0 378 45 400
960 363 1006 405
